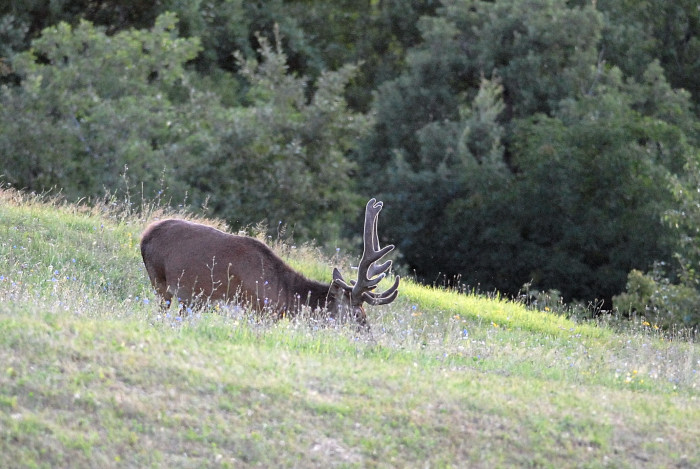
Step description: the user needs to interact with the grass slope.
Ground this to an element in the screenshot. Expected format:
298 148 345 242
0 189 698 468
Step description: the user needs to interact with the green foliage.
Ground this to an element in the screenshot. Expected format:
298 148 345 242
362 0 699 312
614 267 700 328
0 13 201 201
506 64 688 302
0 0 167 60
614 141 700 329
611 67 700 328
1 0 437 110
364 0 604 294
0 13 27 62
280 0 439 110
594 0 700 109
379 77 512 284
667 149 700 273
440 0 603 116
169 0 315 79
183 36 370 239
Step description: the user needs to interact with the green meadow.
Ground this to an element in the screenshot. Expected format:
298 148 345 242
0 189 697 468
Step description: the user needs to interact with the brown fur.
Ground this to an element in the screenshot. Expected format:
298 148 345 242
140 219 363 323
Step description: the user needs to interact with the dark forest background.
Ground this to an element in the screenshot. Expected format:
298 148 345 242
1 0 699 327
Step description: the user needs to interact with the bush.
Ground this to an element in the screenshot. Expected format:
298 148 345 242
613 266 700 329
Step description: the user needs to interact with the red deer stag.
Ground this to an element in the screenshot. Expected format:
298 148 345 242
139 198 400 328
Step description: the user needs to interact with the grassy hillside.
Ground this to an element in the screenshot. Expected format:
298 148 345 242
0 188 698 468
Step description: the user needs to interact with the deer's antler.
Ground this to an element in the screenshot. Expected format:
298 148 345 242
333 198 400 307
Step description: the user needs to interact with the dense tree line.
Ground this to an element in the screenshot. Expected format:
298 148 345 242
1 1 699 326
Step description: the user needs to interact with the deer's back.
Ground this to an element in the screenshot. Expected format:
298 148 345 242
140 219 291 305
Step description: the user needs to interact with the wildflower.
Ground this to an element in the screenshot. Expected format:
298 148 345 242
642 321 651 327
544 306 550 312
492 322 499 328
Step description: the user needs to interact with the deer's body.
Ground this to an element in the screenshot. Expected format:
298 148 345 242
140 199 400 328
140 219 330 314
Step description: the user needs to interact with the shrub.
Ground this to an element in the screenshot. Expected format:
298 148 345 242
613 266 700 329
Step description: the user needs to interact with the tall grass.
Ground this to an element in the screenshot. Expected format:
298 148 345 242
0 187 698 467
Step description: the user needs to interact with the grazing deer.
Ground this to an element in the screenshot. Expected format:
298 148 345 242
139 198 400 328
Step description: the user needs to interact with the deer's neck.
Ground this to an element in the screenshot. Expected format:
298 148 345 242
285 275 330 312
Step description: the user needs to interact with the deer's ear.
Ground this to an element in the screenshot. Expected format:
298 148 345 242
332 268 353 291
328 281 346 300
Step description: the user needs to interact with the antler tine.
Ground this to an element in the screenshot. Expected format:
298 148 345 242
361 276 400 305
368 259 392 279
371 204 380 252
359 199 393 264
